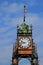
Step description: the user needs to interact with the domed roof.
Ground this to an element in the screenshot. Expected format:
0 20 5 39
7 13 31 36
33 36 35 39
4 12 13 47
19 22 28 30
17 22 32 34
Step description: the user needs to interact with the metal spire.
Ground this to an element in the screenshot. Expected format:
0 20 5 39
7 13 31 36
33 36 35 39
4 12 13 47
24 5 26 22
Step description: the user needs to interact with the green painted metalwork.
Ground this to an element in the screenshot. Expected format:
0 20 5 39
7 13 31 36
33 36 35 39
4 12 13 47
17 22 32 34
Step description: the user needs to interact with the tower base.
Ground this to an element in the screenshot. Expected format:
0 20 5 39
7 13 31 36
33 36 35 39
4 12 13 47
12 49 39 65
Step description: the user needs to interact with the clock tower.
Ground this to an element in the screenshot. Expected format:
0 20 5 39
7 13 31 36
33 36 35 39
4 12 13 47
12 5 39 65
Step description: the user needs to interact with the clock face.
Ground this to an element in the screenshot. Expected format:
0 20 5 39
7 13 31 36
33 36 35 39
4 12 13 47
19 37 30 48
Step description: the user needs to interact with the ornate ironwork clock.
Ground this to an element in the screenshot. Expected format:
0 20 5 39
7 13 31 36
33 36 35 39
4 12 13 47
12 5 39 65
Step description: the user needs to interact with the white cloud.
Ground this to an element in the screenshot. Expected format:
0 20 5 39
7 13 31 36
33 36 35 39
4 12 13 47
0 1 8 6
0 45 13 65
2 13 43 26
0 2 23 14
0 27 17 45
27 0 38 6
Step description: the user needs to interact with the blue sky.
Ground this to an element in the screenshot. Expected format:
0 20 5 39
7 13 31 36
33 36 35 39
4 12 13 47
0 0 43 65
